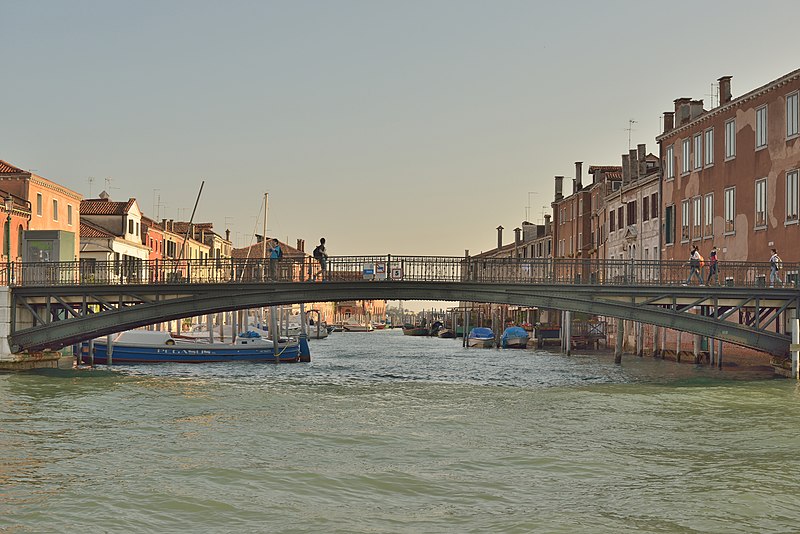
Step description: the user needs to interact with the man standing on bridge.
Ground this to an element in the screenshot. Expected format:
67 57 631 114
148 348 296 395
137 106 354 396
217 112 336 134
313 237 328 281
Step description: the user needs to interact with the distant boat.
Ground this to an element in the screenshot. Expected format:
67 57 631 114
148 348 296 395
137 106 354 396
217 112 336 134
437 328 456 339
467 327 496 348
402 324 429 336
372 323 387 330
342 318 374 332
501 326 530 349
84 330 305 364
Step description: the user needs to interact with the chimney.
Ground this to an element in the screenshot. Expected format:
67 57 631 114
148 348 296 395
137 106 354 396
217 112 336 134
663 111 675 133
496 225 504 250
637 144 646 178
718 76 732 104
225 229 230 241
514 227 521 245
544 214 551 232
629 149 638 182
689 99 704 120
162 218 168 230
554 176 564 201
621 154 630 184
572 178 577 194
575 162 583 191
255 234 263 243
674 97 691 126
296 238 305 252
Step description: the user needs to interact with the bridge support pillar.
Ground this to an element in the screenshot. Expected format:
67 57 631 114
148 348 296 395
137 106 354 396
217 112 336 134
614 318 623 364
0 287 65 370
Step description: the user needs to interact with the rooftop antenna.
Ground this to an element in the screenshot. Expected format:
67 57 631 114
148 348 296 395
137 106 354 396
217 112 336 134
626 119 638 150
705 83 719 108
88 176 95 197
525 191 537 222
152 189 160 219
104 177 119 198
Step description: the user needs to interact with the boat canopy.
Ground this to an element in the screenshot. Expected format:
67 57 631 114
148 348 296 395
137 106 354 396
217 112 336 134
468 327 495 339
501 326 529 343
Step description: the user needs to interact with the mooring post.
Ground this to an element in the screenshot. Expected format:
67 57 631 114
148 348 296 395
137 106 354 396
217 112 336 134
792 319 799 380
717 340 723 369
652 326 659 358
565 310 571 356
614 318 623 364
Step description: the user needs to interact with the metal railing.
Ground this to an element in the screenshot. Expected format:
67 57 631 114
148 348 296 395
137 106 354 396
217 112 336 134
0 256 797 289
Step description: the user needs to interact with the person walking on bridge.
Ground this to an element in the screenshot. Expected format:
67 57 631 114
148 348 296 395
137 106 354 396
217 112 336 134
313 237 328 281
706 246 719 285
769 248 783 287
684 245 704 286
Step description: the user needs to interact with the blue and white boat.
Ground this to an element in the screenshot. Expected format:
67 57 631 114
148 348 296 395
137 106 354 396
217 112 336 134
82 330 309 364
467 327 496 348
501 326 530 349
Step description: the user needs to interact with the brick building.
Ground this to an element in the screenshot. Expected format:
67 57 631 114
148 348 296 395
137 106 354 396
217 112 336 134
657 70 800 276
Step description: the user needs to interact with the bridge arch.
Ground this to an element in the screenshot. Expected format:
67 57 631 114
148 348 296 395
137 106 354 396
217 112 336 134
9 282 792 356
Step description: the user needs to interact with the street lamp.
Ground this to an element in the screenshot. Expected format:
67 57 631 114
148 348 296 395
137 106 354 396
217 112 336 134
4 195 12 285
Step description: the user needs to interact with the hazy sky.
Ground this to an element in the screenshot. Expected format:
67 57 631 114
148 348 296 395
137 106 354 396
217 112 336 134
3 0 800 257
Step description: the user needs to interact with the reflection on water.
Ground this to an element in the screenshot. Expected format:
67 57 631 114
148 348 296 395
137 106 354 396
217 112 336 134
1 328 799 533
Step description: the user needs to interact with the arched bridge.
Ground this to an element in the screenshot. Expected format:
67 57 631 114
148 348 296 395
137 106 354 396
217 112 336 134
5 255 799 356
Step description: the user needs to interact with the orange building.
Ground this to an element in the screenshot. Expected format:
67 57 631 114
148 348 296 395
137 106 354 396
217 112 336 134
0 160 82 261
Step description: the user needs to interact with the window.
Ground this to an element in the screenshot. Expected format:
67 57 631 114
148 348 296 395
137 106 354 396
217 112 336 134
704 193 714 236
128 219 134 234
694 134 702 169
665 145 674 179
693 196 701 239
36 193 42 216
651 193 658 218
755 178 767 228
756 106 768 148
642 197 650 221
617 206 624 229
787 170 799 222
725 119 736 159
67 205 73 226
627 200 637 225
788 92 799 138
724 187 735 234
704 128 714 166
681 199 690 242
681 138 691 174
52 199 58 221
665 205 675 245
610 210 615 232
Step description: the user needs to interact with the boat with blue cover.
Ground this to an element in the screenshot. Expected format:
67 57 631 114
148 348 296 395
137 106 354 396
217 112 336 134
83 330 308 364
467 327 495 348
501 326 530 349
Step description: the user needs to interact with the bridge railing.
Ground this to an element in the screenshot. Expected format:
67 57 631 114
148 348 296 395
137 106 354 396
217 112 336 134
1 256 797 288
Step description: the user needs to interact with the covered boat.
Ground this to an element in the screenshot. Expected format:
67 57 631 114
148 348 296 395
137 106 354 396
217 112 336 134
83 330 308 364
437 328 456 339
467 327 495 348
501 326 530 349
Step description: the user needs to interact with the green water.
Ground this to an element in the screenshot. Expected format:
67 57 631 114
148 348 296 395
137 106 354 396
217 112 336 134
2 329 799 533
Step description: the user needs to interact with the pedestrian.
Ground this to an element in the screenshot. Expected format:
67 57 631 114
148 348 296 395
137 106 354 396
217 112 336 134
769 248 783 287
313 237 328 280
684 245 704 285
706 246 719 285
269 238 282 280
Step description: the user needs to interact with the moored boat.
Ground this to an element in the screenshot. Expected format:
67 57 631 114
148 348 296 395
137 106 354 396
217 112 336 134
467 327 496 348
501 326 530 349
437 328 456 339
83 330 306 364
402 324 429 336
342 318 374 332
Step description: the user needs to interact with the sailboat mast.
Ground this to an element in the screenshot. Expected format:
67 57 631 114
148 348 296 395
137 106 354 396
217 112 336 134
262 192 269 261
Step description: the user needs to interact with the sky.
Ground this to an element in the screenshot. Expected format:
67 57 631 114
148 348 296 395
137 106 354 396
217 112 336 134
3 0 800 261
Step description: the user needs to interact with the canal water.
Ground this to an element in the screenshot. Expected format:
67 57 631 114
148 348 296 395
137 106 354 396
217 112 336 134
2 328 800 533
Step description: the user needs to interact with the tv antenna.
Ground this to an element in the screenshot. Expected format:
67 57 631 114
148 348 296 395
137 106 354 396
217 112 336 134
705 83 719 108
525 191 537 222
88 177 95 197
626 119 638 150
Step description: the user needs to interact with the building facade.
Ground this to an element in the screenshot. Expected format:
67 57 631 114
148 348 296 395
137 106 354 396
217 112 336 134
657 71 800 275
